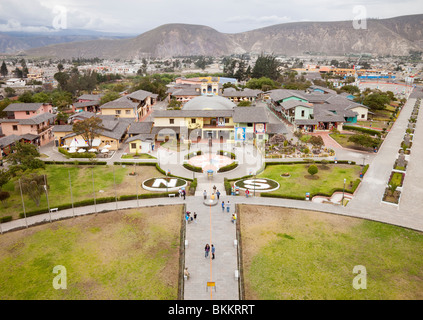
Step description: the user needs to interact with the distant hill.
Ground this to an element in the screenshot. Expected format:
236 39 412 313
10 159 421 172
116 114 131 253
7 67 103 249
0 29 135 55
21 14 423 59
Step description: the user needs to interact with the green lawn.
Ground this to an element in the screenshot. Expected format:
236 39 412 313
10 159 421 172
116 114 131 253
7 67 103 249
121 154 157 159
257 163 362 197
0 164 165 220
330 133 375 151
240 205 423 300
0 206 183 299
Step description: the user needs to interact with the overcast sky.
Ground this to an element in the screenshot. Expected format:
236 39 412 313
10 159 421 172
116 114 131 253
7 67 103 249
0 0 422 35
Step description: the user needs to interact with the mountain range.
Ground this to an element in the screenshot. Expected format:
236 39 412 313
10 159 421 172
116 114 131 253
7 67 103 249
5 14 423 59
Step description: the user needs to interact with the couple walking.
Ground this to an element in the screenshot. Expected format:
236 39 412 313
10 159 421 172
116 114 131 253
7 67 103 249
204 244 215 260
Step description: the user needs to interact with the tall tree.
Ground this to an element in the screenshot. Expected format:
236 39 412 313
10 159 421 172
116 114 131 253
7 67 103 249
72 117 104 149
252 54 281 81
0 61 8 78
6 142 44 171
19 173 46 207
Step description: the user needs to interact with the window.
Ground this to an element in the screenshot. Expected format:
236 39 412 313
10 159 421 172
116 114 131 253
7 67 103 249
225 118 230 124
12 125 18 131
131 143 137 149
191 118 196 124
169 119 174 124
115 110 121 115
26 111 30 115
247 123 253 127
301 110 305 117
125 110 131 115
361 114 365 119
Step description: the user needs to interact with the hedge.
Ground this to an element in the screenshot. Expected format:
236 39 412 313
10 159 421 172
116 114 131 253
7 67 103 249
362 164 370 176
59 147 97 158
184 150 202 159
0 216 12 223
224 178 232 195
189 178 198 195
217 150 236 159
113 161 157 166
343 125 381 137
44 161 107 165
183 163 203 173
18 192 179 219
217 162 238 173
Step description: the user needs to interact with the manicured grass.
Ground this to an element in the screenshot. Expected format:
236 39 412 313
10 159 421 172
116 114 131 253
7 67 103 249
240 205 423 300
0 165 165 220
330 133 375 151
257 163 362 198
0 206 183 299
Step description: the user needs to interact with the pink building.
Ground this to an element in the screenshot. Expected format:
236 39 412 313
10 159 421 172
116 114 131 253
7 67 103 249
0 103 56 146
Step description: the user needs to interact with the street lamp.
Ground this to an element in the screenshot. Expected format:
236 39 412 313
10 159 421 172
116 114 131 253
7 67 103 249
342 178 346 206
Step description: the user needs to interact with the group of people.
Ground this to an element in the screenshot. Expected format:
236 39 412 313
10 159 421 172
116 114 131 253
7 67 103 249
204 244 216 260
178 188 186 200
203 185 221 200
185 211 197 224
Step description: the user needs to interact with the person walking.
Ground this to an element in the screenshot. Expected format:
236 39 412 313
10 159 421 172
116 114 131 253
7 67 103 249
226 200 231 213
216 190 220 200
213 185 217 194
193 212 197 224
178 188 182 198
211 244 215 260
182 189 186 200
205 244 210 258
221 201 225 212
203 190 207 200
245 188 250 198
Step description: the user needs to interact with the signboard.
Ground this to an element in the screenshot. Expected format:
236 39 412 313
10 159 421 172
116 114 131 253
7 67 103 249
235 127 246 141
254 123 266 134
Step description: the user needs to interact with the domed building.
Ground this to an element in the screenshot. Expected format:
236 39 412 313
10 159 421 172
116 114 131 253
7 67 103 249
127 94 288 153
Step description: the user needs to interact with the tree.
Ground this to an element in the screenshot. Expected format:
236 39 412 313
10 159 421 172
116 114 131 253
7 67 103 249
100 91 120 105
363 93 390 111
6 142 45 171
340 85 360 94
246 77 279 91
19 173 46 207
1 61 8 78
0 190 10 205
309 136 324 149
308 165 319 176
72 117 104 149
0 169 10 191
57 63 64 72
4 87 16 98
251 54 281 81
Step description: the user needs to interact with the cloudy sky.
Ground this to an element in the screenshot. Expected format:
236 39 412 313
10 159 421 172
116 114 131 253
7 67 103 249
0 0 422 35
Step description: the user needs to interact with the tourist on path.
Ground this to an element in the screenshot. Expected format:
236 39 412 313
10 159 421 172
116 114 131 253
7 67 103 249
203 190 207 200
205 244 210 258
182 189 186 200
193 212 197 224
245 189 250 198
221 201 225 212
226 201 231 213
211 244 215 260
216 190 220 200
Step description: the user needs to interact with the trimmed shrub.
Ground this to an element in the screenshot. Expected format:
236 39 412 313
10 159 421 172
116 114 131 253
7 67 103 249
0 216 12 223
217 150 236 159
183 163 203 173
343 125 381 137
217 162 238 173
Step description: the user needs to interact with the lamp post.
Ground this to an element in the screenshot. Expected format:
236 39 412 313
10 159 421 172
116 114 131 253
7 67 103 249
69 171 75 218
342 178 346 206
18 179 28 228
43 174 51 223
166 171 169 194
